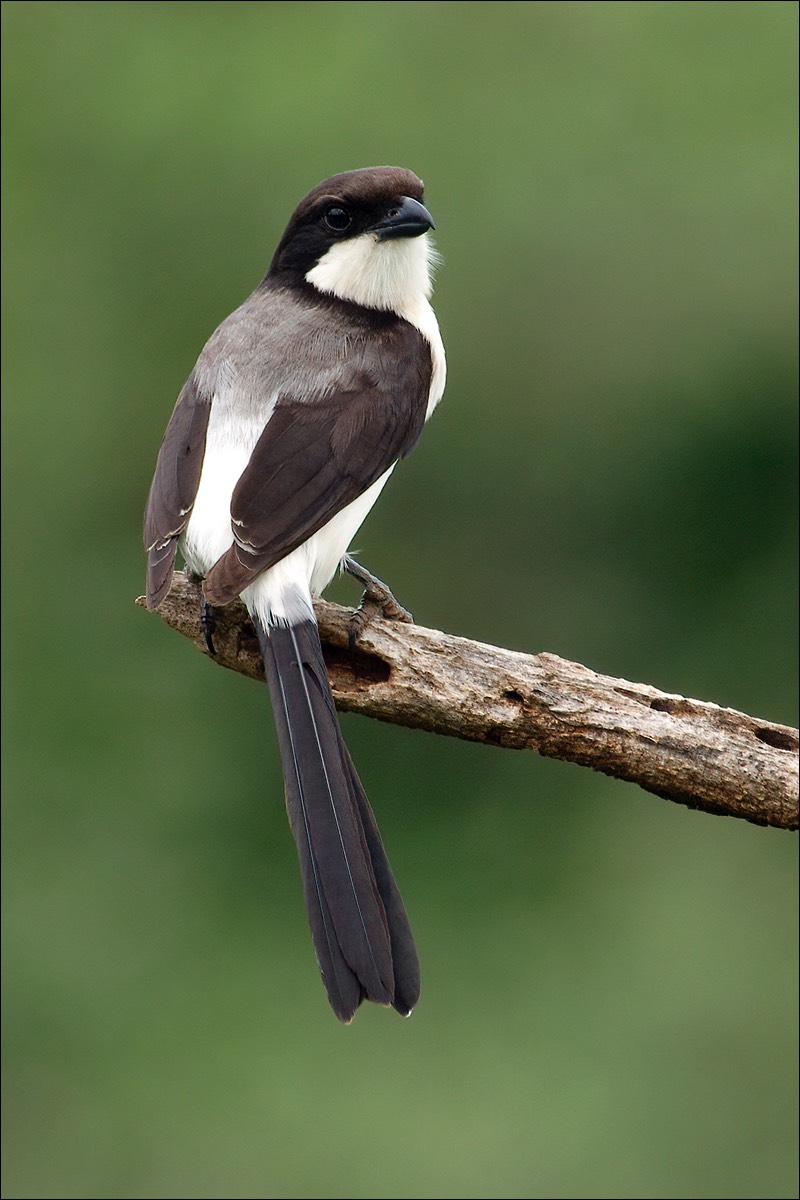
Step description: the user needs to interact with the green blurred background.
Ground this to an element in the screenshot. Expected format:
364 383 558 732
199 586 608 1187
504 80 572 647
2 2 797 1197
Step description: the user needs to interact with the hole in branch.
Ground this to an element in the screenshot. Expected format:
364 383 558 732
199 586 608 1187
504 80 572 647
754 726 798 752
650 697 696 716
322 644 391 685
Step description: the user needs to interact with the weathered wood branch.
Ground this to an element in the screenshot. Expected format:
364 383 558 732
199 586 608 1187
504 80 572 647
137 572 799 831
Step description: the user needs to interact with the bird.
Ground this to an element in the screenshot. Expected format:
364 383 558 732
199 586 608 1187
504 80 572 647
143 167 446 1022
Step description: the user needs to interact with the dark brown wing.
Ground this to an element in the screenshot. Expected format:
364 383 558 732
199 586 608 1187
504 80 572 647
204 326 431 606
143 375 210 609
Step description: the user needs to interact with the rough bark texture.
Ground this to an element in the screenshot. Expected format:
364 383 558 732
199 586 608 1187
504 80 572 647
137 572 799 831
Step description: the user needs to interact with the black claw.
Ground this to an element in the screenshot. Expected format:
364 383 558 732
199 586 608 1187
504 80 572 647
200 597 217 656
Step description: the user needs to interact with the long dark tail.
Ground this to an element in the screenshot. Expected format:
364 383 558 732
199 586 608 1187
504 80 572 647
255 616 420 1023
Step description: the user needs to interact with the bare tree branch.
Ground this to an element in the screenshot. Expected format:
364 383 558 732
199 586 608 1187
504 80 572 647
137 572 799 831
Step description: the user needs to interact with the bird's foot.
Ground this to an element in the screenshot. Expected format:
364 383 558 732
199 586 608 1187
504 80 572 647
184 570 218 655
343 555 413 652
200 595 218 656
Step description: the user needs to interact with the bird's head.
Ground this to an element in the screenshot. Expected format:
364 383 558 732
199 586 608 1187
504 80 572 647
268 167 438 315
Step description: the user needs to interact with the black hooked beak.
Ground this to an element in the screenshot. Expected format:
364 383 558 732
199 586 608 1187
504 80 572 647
373 196 435 240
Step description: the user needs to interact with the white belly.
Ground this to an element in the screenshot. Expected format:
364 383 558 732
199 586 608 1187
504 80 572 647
182 401 395 626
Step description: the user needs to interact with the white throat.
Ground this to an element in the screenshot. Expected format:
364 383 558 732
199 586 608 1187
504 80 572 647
305 232 436 317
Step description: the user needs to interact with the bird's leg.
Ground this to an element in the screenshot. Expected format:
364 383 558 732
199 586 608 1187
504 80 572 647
186 571 218 656
343 554 413 651
199 596 218 656
181 568 219 657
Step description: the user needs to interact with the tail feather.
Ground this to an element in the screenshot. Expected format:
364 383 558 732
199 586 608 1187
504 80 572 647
333 724 420 1016
256 616 419 1022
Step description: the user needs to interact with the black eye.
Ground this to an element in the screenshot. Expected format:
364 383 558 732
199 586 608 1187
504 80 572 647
323 205 352 232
